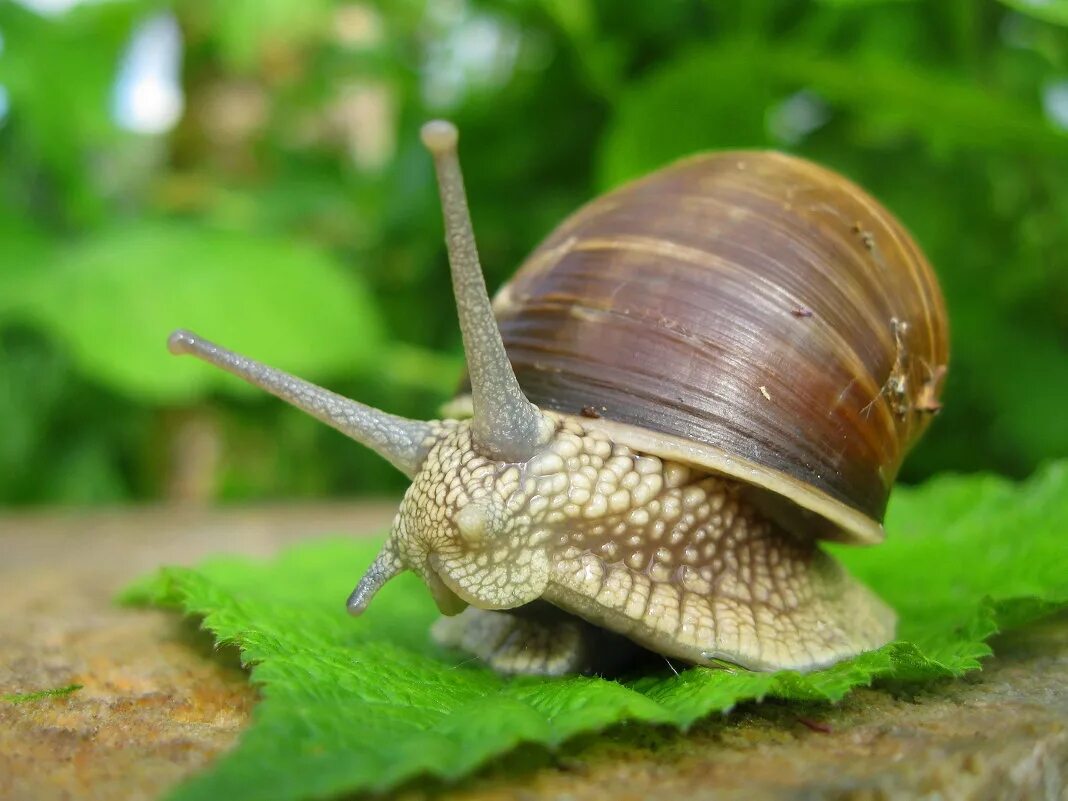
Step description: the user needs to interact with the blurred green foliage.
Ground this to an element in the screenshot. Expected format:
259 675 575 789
0 0 1065 505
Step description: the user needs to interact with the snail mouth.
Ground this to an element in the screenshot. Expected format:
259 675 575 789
421 560 469 616
428 552 546 612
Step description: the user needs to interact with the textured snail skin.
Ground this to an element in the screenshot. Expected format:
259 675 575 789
387 414 893 674
493 151 949 544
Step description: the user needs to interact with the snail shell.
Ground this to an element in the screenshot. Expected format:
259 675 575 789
491 151 948 545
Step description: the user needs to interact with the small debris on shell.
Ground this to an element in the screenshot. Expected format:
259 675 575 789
580 405 604 419
861 317 913 420
790 306 814 318
759 386 772 401
915 363 947 415
883 318 911 419
850 221 876 251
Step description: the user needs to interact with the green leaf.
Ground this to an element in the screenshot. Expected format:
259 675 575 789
0 1 148 224
195 0 333 72
597 45 1068 188
0 218 52 320
997 0 1068 26
814 0 916 5
123 463 1068 800
9 221 385 402
3 683 83 704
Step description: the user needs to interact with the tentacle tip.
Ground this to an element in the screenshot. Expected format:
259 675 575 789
167 329 198 356
420 120 458 154
347 582 380 616
345 591 369 617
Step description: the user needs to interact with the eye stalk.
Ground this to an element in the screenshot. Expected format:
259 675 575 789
420 120 552 463
166 329 435 478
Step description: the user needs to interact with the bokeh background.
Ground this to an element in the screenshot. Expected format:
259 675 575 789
1 0 1066 507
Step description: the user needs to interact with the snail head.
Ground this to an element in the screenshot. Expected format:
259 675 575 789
168 121 557 618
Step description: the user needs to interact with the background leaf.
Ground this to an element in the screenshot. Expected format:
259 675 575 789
997 0 1068 26
1 0 1066 504
124 462 1068 801
8 221 385 402
597 44 1068 188
0 1 148 226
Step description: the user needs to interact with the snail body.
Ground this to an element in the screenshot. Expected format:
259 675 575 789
170 121 947 675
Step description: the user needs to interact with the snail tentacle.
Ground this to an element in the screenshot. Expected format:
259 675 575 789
421 120 551 463
167 329 436 477
346 537 405 615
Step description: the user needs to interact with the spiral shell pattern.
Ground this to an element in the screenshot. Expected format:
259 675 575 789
491 151 948 544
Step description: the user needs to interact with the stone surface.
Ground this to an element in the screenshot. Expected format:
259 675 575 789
425 616 1068 801
0 504 395 801
1 505 1065 801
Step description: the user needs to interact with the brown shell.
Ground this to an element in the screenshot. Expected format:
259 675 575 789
492 151 948 545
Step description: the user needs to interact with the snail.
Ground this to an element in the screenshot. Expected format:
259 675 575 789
168 120 947 675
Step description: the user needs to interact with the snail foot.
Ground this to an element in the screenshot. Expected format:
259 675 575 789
431 601 646 676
